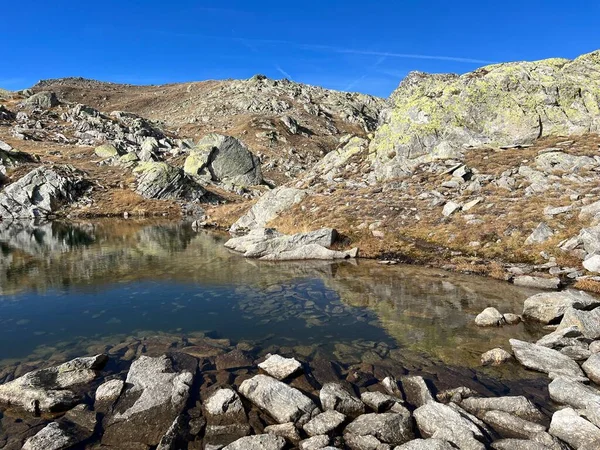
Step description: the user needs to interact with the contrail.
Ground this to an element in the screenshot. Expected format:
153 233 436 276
275 65 293 80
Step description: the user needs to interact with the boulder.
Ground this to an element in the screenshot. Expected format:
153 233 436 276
413 402 487 450
460 396 545 423
344 412 415 446
22 421 87 450
395 439 455 449
258 354 303 380
582 353 600 385
401 376 435 408
0 165 88 219
481 410 546 439
133 162 206 201
361 391 404 413
23 91 59 108
239 374 318 424
303 410 346 436
369 50 600 180
475 307 505 327
102 354 196 448
94 379 124 409
94 143 120 158
223 434 286 450
0 354 107 413
184 133 263 186
229 186 307 232
557 307 600 339
536 326 586 349
548 376 600 410
204 388 250 440
549 407 600 449
523 291 600 324
510 339 585 378
320 382 365 418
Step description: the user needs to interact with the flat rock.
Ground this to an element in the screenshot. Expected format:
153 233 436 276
523 291 600 324
549 407 600 449
461 396 545 423
548 376 600 409
259 354 303 380
215 349 253 370
223 434 286 450
344 412 415 446
482 410 546 439
303 410 346 436
509 339 585 378
102 354 196 448
320 382 365 418
0 354 107 413
513 276 560 290
239 374 318 424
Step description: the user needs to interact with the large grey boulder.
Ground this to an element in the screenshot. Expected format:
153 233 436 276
548 376 600 410
230 186 307 232
344 412 415 446
320 382 365 418
557 307 600 339
184 133 263 186
22 421 89 450
0 165 88 219
239 374 318 424
133 162 206 201
401 376 435 408
369 50 600 179
583 353 600 384
475 307 505 327
23 91 59 108
509 339 585 378
395 439 455 449
413 402 487 450
223 434 286 450
102 354 196 448
549 408 600 449
0 354 107 413
303 410 346 436
481 410 545 439
523 291 600 324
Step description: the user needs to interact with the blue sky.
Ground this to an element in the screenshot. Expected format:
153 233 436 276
2 1 599 97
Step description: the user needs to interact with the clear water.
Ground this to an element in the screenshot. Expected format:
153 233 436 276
0 220 546 384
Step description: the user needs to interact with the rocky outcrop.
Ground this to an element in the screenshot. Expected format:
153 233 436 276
370 50 600 179
133 162 206 201
0 140 37 176
0 354 107 413
0 165 88 219
22 91 60 108
230 186 307 232
225 227 358 261
184 133 263 186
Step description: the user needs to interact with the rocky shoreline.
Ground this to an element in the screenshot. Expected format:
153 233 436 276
0 284 598 449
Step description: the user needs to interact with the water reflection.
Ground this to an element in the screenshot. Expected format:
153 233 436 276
0 220 544 376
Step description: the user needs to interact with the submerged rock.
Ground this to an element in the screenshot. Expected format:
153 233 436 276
481 348 513 366
102 354 196 448
0 354 107 413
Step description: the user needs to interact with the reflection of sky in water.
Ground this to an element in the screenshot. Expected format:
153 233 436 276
0 220 550 367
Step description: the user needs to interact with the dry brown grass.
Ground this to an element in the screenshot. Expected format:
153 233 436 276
574 279 600 294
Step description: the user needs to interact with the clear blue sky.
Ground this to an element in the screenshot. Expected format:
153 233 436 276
3 1 599 97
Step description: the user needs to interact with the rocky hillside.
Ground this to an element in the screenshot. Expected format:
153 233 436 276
370 50 600 180
33 76 386 184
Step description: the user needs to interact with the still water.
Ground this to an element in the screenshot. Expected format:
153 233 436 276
0 220 546 386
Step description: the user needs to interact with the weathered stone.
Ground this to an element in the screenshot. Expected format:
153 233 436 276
583 353 600 385
102 354 196 448
361 391 403 412
133 162 206 201
259 354 303 380
0 354 107 413
475 307 505 327
510 339 585 378
239 374 318 424
94 143 120 158
548 376 600 409
223 434 286 450
264 422 301 444
22 422 80 450
303 410 346 436
230 186 307 232
461 396 545 423
320 382 365 418
344 413 414 446
23 91 59 108
401 376 434 408
395 439 455 449
481 348 513 366
482 410 546 439
549 407 600 449
94 379 124 408
204 388 249 440
299 434 330 450
413 402 486 450
523 290 600 324
513 276 560 290
557 307 600 339
382 376 403 399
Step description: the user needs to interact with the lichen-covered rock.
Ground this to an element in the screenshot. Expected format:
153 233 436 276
370 50 600 179
133 161 206 201
0 165 88 219
94 143 120 158
0 354 107 413
23 91 60 108
184 133 263 186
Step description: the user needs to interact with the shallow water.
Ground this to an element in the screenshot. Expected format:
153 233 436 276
0 220 548 390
